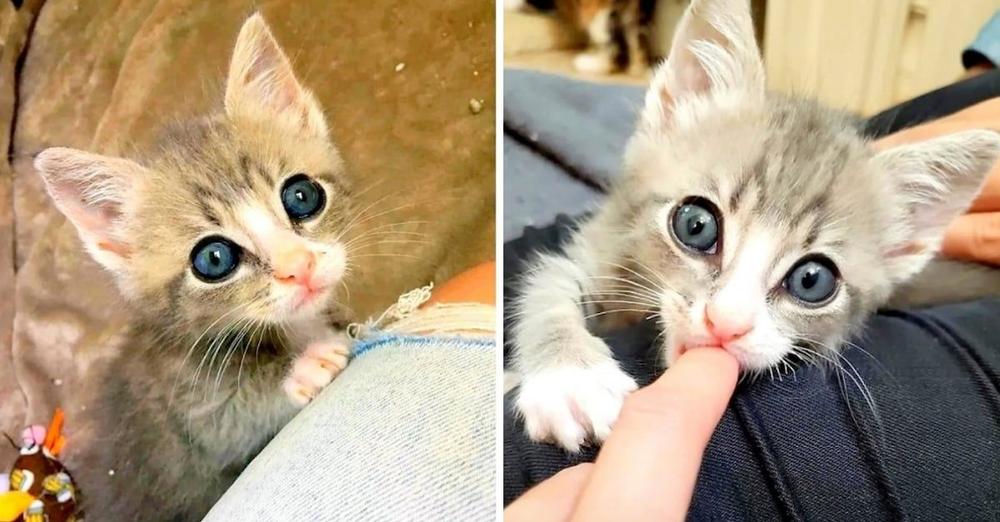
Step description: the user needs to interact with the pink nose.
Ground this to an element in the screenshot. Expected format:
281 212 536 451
273 248 316 286
704 302 753 344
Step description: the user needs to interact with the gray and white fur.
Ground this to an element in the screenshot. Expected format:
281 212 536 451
34 14 362 520
510 0 1000 451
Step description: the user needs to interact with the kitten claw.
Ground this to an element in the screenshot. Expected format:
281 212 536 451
283 337 351 406
516 361 637 451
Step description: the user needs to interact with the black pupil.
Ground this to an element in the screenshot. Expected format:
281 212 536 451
800 268 819 289
687 216 706 236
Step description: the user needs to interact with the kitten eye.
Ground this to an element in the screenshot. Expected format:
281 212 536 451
190 236 241 282
670 197 720 254
784 256 839 305
281 174 326 221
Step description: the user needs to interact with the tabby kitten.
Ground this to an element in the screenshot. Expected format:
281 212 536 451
510 0 1000 451
36 15 356 520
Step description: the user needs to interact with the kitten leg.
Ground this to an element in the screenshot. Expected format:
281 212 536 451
512 233 637 451
283 330 351 406
574 47 617 75
574 7 617 74
621 2 649 75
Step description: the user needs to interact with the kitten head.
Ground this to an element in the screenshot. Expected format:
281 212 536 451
619 0 1000 371
36 14 353 332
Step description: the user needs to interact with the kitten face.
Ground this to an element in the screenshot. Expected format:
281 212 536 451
126 116 351 326
36 15 357 334
621 98 888 370
614 0 1000 371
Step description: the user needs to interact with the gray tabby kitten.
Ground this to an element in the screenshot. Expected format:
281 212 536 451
511 0 1000 451
35 15 356 520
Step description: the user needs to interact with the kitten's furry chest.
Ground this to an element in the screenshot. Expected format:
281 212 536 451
69 323 296 521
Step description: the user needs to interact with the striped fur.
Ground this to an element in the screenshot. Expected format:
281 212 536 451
511 0 1000 451
34 14 360 520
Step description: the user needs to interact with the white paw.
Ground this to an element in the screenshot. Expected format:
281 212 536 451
504 0 526 11
573 52 615 74
516 361 637 451
283 336 351 406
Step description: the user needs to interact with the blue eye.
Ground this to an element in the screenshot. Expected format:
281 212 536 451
784 257 839 305
281 174 325 221
671 198 720 253
190 237 240 282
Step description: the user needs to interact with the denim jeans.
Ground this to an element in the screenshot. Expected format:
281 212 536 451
205 332 495 521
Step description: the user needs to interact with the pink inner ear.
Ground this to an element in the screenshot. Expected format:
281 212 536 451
98 240 132 259
886 242 925 258
244 42 300 114
53 178 123 234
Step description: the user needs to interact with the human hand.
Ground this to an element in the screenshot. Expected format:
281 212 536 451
504 348 739 521
941 165 1000 265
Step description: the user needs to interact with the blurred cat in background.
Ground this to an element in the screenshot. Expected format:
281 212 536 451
506 0 657 74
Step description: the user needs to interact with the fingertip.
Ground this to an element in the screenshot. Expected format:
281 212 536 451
682 346 740 376
651 347 739 397
942 213 1000 265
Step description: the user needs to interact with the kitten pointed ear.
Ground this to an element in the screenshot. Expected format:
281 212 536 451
34 147 144 274
641 0 763 131
225 13 328 138
875 130 1000 282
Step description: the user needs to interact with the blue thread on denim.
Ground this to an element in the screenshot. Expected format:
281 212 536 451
352 332 493 357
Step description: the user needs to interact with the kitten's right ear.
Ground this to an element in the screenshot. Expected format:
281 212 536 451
875 130 1000 282
640 0 764 132
34 147 145 274
225 13 328 138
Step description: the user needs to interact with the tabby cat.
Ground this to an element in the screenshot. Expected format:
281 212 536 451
36 14 359 520
509 0 1000 451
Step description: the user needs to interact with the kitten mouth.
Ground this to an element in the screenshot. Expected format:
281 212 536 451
675 342 722 358
671 338 728 365
294 284 331 309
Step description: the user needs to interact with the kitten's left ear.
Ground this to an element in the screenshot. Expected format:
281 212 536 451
225 13 328 138
34 147 147 276
875 130 1000 282
640 0 764 132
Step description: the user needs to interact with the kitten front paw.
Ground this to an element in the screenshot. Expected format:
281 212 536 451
516 361 637 452
283 336 351 406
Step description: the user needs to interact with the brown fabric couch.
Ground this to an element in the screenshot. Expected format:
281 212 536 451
0 0 494 465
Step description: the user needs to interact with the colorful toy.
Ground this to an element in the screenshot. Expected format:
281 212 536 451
0 409 81 522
